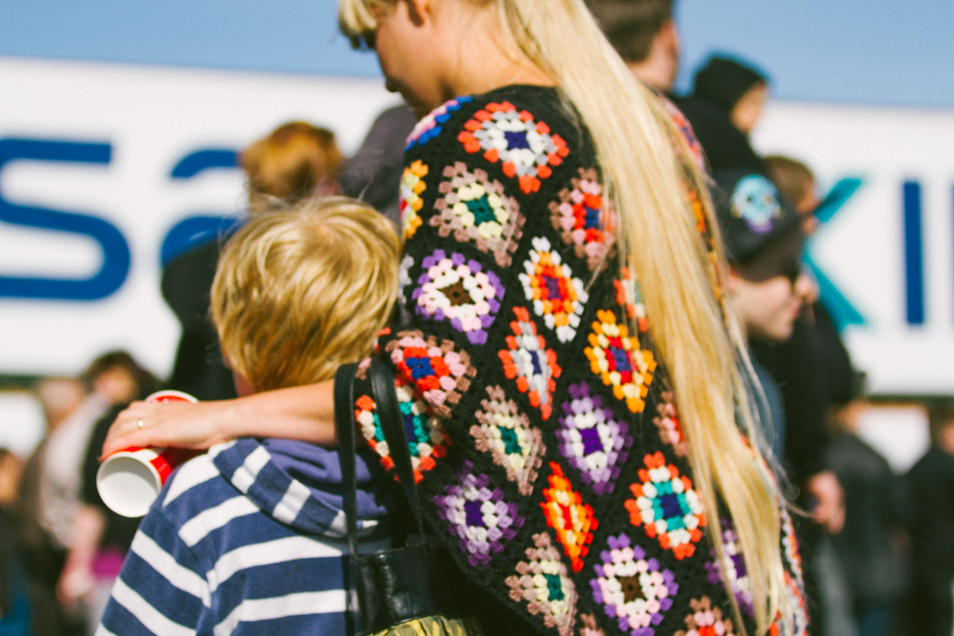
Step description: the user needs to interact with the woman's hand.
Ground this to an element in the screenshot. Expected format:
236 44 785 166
101 381 338 459
101 399 234 458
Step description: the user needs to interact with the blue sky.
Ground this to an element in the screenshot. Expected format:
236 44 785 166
2 1 953 108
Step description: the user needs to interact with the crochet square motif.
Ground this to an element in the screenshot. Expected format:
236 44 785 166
556 382 634 496
540 461 598 573
385 331 476 420
590 532 678 636
406 95 474 150
519 236 589 343
400 159 428 241
548 167 616 270
413 249 504 345
433 460 524 567
505 531 578 636
354 375 450 483
431 161 525 267
584 309 656 413
705 518 753 617
471 385 545 496
499 306 562 420
624 452 706 559
673 597 737 636
458 100 569 194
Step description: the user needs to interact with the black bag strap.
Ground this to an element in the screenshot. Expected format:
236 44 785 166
334 359 425 548
367 357 425 537
334 362 361 559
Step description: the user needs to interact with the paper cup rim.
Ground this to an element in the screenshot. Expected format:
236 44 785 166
146 389 198 403
97 448 164 518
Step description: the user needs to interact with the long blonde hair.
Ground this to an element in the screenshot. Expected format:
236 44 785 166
339 1 790 632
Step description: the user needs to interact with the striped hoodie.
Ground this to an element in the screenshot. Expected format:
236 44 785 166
96 437 389 635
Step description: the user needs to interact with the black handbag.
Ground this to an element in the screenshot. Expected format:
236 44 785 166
334 359 482 636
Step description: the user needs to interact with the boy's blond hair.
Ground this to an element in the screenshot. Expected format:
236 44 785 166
211 196 399 392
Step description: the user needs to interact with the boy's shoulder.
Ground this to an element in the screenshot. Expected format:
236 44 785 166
155 444 236 524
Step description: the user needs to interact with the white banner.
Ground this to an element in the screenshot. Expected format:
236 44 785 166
2 57 953 396
755 102 954 395
0 57 395 379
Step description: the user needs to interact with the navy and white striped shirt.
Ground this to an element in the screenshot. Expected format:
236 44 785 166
97 438 389 635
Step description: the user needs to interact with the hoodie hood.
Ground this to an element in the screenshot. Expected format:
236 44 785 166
210 437 388 539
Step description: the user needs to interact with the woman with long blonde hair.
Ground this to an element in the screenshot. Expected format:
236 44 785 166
103 1 806 634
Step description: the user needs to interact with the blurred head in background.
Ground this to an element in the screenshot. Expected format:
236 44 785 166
586 0 679 92
692 54 769 134
82 350 157 407
928 401 954 454
241 121 344 214
0 448 23 508
32 376 86 433
765 154 821 235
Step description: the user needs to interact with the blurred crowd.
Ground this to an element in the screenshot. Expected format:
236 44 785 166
1 1 952 635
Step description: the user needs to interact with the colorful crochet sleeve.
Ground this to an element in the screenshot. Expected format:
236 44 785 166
348 85 806 636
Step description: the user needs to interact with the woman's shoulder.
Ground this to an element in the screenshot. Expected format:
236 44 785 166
404 84 593 197
406 84 582 151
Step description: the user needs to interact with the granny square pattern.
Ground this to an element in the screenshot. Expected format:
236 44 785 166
624 452 706 559
584 310 657 413
471 385 545 496
519 236 588 343
499 307 561 420
590 533 678 636
458 100 569 194
384 331 476 419
704 518 753 617
548 167 617 270
505 532 579 636
541 462 598 573
433 460 524 567
431 161 525 267
556 382 633 496
406 95 474 150
400 159 428 240
413 249 504 345
673 597 736 636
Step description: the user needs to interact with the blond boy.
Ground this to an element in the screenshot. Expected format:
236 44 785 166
98 197 399 635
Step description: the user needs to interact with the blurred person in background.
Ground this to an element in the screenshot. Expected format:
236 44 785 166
339 104 417 228
0 447 30 635
691 55 769 137
710 168 811 462
756 154 853 636
161 120 345 402
826 371 908 636
903 401 954 636
64 353 156 634
586 0 680 94
16 376 86 635
17 352 152 635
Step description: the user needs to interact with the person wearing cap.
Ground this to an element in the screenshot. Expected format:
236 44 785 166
714 169 812 461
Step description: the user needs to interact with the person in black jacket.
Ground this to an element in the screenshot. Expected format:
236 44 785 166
826 374 908 636
904 402 954 636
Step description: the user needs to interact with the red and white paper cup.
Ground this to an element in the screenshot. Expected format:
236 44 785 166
97 390 200 518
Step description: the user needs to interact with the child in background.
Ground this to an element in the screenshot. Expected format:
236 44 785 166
97 196 400 635
712 168 812 461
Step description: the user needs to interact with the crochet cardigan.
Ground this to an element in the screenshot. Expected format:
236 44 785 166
349 84 807 636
